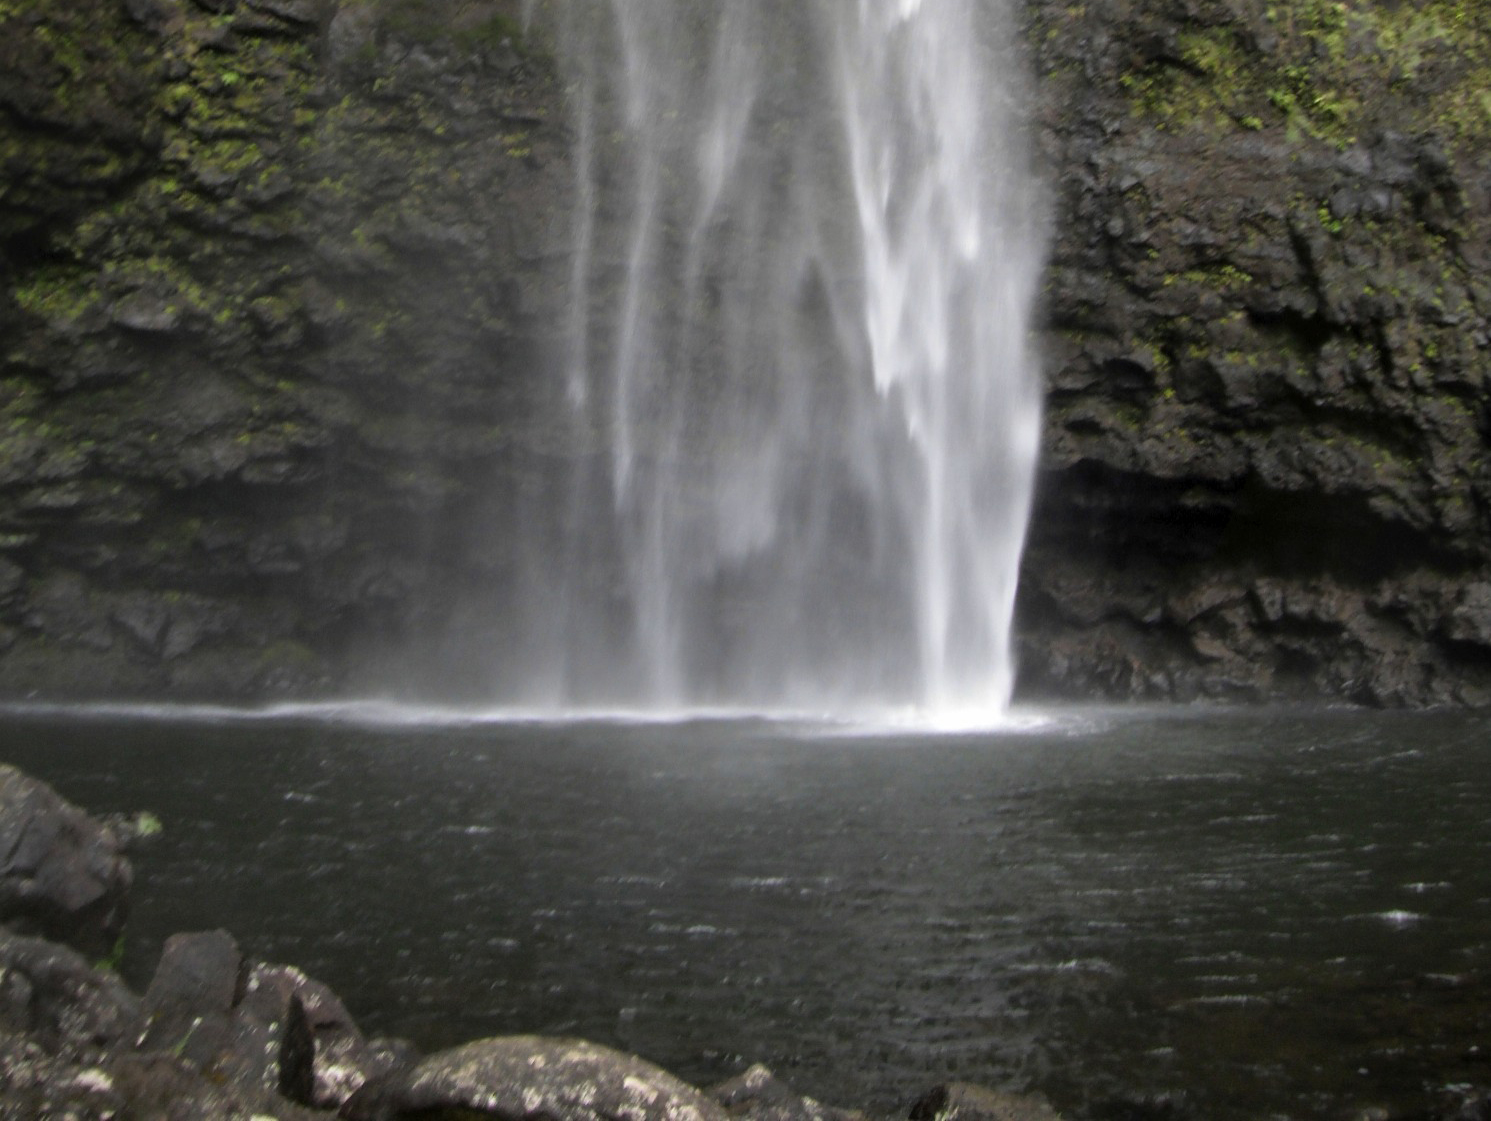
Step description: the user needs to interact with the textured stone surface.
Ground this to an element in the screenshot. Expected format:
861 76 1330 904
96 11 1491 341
351 1035 732 1121
241 961 411 1109
909 1082 1064 1121
135 929 405 1111
1015 0 1491 706
710 1063 866 1121
0 931 142 1058
0 765 132 958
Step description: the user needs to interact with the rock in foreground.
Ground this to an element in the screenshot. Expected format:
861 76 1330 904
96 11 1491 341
347 1035 731 1121
0 764 132 959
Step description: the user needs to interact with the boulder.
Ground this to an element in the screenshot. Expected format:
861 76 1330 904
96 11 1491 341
0 1030 126 1121
138 929 249 1069
106 1050 327 1120
241 961 413 1109
347 1035 731 1121
710 1063 865 1121
0 930 142 1059
0 765 132 958
908 1083 1065 1121
136 929 405 1111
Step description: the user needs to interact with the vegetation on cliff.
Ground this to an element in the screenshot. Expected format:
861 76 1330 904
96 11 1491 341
0 0 565 698
1021 0 1491 704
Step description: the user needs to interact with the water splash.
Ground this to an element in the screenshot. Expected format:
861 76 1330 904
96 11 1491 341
520 0 1045 719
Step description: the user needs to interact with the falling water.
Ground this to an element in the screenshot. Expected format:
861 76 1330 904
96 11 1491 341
514 0 1045 719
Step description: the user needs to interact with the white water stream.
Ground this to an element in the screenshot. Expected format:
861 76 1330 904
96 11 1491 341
517 0 1045 719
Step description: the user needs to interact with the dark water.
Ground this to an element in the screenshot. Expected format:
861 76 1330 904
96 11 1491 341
2 705 1488 1119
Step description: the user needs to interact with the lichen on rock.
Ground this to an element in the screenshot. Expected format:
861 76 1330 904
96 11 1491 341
1018 0 1491 706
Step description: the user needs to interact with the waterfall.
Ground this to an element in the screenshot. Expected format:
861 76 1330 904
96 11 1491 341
512 0 1045 719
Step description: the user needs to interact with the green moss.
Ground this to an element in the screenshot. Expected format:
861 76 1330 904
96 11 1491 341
1160 264 1253 292
195 137 267 177
451 11 525 53
13 265 100 322
1116 0 1491 150
94 933 127 973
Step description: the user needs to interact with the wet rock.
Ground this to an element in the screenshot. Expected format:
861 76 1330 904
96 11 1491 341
1440 1089 1491 1121
134 930 404 1111
0 0 569 704
141 931 321 1107
110 292 183 334
1443 584 1491 649
242 961 410 1109
245 0 327 26
710 1063 864 1121
0 1031 126 1121
0 766 132 958
0 931 142 1058
326 3 378 67
139 929 246 1057
1016 0 1491 707
908 1083 1064 1121
0 1028 322 1120
347 1035 731 1121
123 0 183 32
107 1050 326 1120
22 574 116 656
0 561 23 602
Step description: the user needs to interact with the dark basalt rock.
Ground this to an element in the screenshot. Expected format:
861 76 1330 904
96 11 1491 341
908 1083 1064 1121
243 961 414 1109
138 929 251 1066
710 1063 866 1121
138 929 407 1111
346 1035 732 1121
0 0 569 704
0 765 133 959
0 1030 127 1121
1015 0 1491 707
105 1050 326 1120
0 931 142 1058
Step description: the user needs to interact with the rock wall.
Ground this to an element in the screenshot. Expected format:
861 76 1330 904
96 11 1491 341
0 0 569 698
1018 0 1491 705
1 0 1488 706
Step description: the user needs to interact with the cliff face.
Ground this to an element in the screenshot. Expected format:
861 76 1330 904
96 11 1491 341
1018 0 1491 705
0 0 1488 705
0 0 569 698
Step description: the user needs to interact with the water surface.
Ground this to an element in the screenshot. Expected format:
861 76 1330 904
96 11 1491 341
2 705 1487 1119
